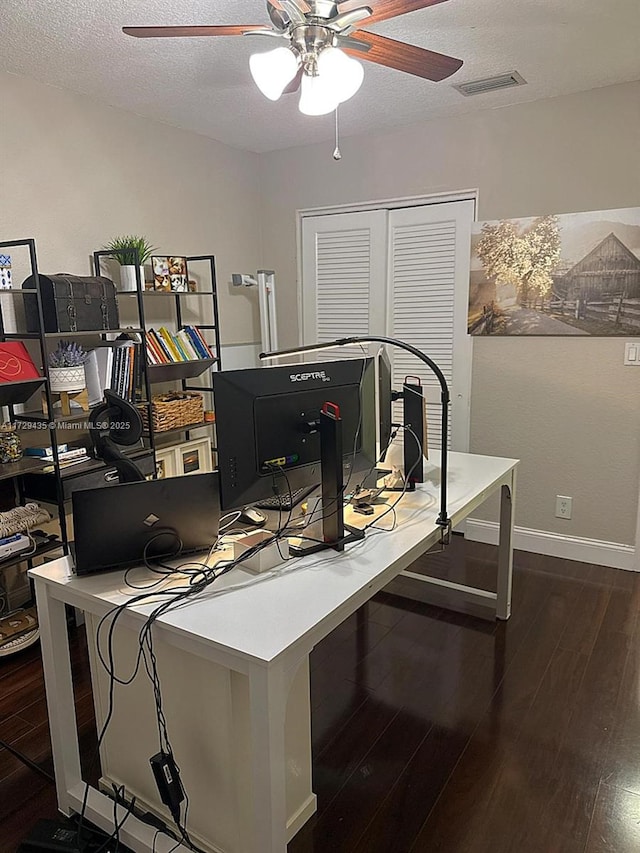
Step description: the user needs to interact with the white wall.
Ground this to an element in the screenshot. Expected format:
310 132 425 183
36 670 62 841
258 82 640 551
0 71 263 346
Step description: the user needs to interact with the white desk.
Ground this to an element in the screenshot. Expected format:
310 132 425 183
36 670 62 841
30 451 517 853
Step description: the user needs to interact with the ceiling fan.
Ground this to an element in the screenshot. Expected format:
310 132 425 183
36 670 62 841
123 0 463 116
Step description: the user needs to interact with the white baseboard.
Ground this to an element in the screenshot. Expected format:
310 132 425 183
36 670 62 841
465 518 637 572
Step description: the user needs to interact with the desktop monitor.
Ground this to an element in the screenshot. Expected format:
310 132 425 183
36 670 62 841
375 346 393 461
213 358 378 511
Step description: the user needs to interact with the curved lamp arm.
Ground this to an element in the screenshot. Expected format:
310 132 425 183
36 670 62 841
259 335 451 535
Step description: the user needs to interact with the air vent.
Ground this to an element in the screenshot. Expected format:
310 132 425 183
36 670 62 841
453 71 527 97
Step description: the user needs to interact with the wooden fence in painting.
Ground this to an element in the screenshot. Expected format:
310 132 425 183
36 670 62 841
547 297 640 329
469 302 497 334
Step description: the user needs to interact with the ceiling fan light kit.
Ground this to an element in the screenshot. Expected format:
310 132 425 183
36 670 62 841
250 46 300 100
124 0 463 117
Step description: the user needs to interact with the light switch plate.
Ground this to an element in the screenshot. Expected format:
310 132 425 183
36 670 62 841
624 342 640 366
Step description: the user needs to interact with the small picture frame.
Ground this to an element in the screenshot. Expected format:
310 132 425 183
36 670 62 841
155 447 178 479
175 437 213 477
151 256 189 292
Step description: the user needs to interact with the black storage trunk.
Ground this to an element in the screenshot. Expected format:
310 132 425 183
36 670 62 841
22 274 120 333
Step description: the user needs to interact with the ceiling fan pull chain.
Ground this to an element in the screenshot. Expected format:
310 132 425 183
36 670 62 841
333 106 342 161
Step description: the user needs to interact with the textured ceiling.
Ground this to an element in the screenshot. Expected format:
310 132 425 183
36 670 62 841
1 0 639 152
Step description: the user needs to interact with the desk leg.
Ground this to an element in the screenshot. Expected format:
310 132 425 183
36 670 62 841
34 581 83 815
247 664 290 853
496 470 516 621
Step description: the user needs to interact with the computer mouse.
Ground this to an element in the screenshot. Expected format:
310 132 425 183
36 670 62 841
239 506 267 527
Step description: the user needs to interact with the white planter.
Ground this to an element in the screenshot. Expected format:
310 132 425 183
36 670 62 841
49 365 85 393
120 265 145 292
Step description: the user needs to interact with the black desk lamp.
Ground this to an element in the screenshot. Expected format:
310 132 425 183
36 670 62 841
260 335 451 539
89 389 145 483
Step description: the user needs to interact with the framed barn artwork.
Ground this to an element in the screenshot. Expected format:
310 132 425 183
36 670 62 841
468 207 640 336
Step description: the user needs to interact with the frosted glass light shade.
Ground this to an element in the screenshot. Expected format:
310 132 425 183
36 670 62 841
299 73 341 116
250 47 298 101
317 47 364 103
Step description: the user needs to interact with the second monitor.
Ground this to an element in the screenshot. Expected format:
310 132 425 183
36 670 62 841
213 357 381 511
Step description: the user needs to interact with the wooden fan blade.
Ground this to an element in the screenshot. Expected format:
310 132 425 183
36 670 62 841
283 67 304 94
340 0 449 27
270 0 311 11
122 25 267 39
343 31 462 81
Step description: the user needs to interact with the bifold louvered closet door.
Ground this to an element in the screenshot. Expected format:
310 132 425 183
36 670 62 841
301 200 473 451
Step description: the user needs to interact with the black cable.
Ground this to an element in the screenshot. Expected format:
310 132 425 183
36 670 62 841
89 514 298 852
0 736 55 783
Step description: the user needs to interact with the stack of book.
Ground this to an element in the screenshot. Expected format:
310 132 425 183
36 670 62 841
25 445 90 470
145 326 215 365
84 343 142 407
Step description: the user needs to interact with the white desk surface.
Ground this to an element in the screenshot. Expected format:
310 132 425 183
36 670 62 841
30 451 517 667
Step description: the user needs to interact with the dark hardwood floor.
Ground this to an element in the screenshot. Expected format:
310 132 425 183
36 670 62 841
2 537 640 853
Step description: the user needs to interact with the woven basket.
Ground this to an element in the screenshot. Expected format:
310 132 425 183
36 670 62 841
139 391 204 433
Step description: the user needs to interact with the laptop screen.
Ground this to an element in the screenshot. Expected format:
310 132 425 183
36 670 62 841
71 473 220 575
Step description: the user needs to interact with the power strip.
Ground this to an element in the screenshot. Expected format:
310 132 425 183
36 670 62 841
17 820 87 853
0 533 31 561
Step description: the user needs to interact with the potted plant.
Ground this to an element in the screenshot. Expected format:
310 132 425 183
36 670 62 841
48 341 87 393
104 235 157 292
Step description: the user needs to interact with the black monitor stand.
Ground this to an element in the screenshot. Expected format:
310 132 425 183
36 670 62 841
288 402 365 557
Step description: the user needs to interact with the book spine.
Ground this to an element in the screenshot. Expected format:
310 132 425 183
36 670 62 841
128 347 136 401
150 329 172 363
184 326 208 359
158 327 183 362
171 333 191 362
24 444 68 457
193 326 214 357
134 345 143 402
110 347 121 392
145 334 159 365
177 330 199 360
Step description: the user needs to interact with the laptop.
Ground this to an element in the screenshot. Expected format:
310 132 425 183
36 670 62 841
71 473 220 575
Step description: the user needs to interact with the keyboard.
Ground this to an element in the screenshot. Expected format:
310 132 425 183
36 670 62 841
254 485 318 511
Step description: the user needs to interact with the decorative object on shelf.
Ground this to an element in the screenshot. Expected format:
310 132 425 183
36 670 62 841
0 606 39 657
22 274 120 333
188 279 197 293
155 446 178 479
104 235 157 292
175 436 213 476
0 254 17 335
0 342 41 383
138 391 204 433
48 341 87 392
0 255 11 289
46 341 89 415
204 410 215 423
151 256 189 292
0 424 22 463
0 502 51 538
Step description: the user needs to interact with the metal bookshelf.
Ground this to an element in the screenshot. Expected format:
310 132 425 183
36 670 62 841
0 238 69 577
92 251 222 456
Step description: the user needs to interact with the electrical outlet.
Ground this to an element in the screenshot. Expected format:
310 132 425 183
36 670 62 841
555 495 572 520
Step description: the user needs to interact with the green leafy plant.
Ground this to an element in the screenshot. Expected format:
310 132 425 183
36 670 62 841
48 340 87 368
104 235 157 266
